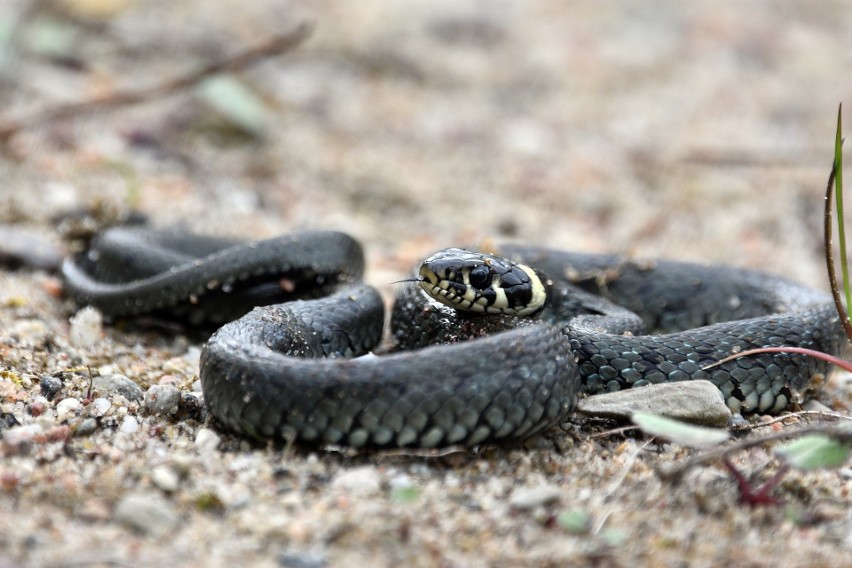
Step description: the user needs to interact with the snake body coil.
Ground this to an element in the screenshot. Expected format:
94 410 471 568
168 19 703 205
62 228 846 448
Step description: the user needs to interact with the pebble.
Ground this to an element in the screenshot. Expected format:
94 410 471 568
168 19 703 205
119 415 139 434
331 466 382 496
576 380 732 427
151 465 180 492
55 398 82 421
144 384 181 415
75 418 98 437
115 492 179 537
93 374 144 402
89 397 112 417
39 375 63 400
69 306 103 349
278 550 328 568
508 484 562 510
195 428 221 453
388 474 414 490
28 398 47 417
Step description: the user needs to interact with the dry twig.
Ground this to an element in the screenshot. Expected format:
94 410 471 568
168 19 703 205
0 22 313 143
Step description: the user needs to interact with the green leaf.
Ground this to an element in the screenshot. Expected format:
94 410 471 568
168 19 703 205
834 104 852 323
198 75 269 137
599 528 628 547
632 411 730 448
556 510 591 533
774 434 852 470
390 485 420 503
25 19 78 59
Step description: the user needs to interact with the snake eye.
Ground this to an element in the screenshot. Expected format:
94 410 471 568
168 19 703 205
468 265 491 289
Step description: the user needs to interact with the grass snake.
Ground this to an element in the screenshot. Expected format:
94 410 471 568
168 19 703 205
62 227 846 448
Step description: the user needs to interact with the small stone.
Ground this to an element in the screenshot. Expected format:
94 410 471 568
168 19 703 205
144 384 181 416
75 418 98 437
151 465 180 492
0 413 20 434
56 398 82 421
115 492 179 537
69 306 103 348
577 380 732 427
331 466 381 496
90 397 112 417
28 401 46 417
278 550 328 568
119 415 139 434
389 474 413 490
509 485 562 510
195 428 221 453
93 374 144 402
176 393 203 420
39 375 63 400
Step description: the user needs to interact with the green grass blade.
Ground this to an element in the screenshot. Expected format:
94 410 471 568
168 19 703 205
835 104 852 321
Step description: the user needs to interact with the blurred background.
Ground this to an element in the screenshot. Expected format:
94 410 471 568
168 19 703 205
1 3 851 565
1 0 850 288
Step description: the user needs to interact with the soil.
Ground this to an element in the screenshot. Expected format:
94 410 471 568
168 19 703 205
0 1 850 567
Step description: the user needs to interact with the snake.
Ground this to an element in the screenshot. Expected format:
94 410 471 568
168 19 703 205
61 227 847 448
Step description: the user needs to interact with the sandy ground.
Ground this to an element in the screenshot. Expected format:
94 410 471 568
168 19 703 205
0 1 851 566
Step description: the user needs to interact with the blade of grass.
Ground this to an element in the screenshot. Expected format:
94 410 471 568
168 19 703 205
824 103 852 340
835 104 852 325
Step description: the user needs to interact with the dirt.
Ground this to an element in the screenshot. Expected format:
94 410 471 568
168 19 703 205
0 1 850 566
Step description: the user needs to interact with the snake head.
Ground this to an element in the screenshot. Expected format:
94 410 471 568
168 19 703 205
418 248 548 316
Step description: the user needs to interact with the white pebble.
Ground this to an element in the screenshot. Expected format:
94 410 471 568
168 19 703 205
509 485 562 510
119 415 139 434
151 465 180 492
195 428 221 453
69 306 103 349
56 398 82 421
331 466 382 496
389 474 414 490
115 492 178 536
90 398 111 417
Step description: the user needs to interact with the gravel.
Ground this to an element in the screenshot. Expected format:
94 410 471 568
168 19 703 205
1 1 851 567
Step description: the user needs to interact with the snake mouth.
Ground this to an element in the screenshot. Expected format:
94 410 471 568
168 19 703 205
417 248 547 316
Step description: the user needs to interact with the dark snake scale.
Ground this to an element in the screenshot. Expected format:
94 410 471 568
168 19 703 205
62 227 847 448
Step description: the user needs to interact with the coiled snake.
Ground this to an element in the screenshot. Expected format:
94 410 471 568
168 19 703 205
62 227 846 448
